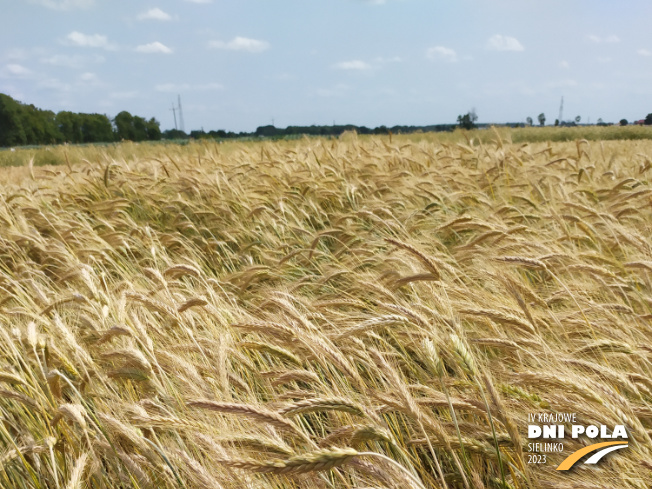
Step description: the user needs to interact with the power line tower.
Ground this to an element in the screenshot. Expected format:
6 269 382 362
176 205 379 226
558 96 564 124
170 103 178 130
177 95 185 133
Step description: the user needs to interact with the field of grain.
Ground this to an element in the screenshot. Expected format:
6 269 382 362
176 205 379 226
0 131 650 489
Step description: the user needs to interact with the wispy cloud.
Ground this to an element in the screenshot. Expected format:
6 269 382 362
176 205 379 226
559 60 570 69
155 82 223 92
208 37 270 53
78 72 102 86
486 34 524 52
29 0 94 10
375 56 402 63
333 60 372 70
638 49 652 57
137 8 172 21
65 31 115 50
184 0 212 3
587 34 620 44
5 64 32 77
426 46 457 62
41 53 105 68
136 42 173 54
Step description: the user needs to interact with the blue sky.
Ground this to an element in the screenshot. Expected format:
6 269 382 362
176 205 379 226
2 0 652 132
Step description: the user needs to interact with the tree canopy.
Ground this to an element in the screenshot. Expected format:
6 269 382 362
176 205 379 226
0 93 160 147
457 110 478 130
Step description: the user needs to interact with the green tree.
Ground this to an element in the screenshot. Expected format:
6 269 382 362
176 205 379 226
21 104 54 144
56 111 83 143
0 93 161 146
162 129 188 140
619 119 628 126
255 125 278 137
644 114 652 125
0 94 64 146
132 116 148 141
526 116 533 126
457 109 477 130
145 118 161 140
0 94 27 146
113 111 135 140
81 114 113 143
538 113 546 126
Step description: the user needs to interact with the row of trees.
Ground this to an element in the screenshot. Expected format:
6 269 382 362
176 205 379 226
461 110 652 129
528 114 652 127
7 92 652 147
0 93 160 147
166 123 459 141
2 91 461 146
525 114 584 126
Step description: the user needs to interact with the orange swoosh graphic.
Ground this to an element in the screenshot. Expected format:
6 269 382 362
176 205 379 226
556 441 628 470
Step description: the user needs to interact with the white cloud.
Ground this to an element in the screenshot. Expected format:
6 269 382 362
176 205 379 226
79 72 98 83
5 49 30 61
5 64 32 77
184 0 212 2
137 8 172 21
587 34 621 44
29 0 94 10
638 49 652 57
136 42 173 54
65 31 114 50
6 47 48 61
426 46 457 62
559 60 570 69
333 60 372 70
155 82 223 92
486 34 524 52
41 53 105 68
208 37 270 53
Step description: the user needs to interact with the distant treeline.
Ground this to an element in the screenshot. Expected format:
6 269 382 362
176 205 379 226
178 124 459 141
173 123 528 141
0 93 160 147
2 91 530 148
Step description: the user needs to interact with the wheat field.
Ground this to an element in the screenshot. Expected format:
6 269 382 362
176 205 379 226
0 131 650 489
